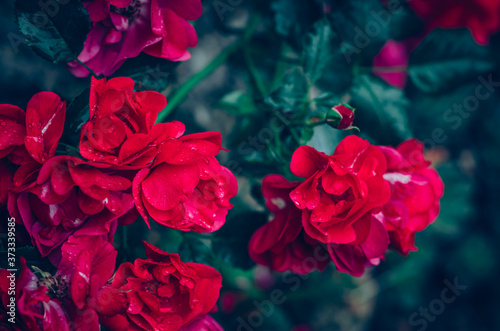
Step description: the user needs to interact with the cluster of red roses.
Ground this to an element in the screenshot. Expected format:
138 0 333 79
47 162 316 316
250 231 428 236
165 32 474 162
0 76 236 330
249 135 444 276
1 241 223 330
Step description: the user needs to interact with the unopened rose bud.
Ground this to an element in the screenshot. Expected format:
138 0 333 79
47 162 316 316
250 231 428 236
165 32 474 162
326 104 355 130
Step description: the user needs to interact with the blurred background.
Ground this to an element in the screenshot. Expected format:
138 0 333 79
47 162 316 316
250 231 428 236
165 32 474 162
1 0 499 330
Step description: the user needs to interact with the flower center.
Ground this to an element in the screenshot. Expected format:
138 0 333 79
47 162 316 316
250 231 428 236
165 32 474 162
142 280 160 294
37 274 68 302
110 0 142 20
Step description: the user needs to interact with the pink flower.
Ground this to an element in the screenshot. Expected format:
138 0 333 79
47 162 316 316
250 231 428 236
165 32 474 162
373 40 409 89
70 0 202 77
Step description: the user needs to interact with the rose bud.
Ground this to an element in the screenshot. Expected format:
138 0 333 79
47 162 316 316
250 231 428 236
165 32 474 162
326 104 355 130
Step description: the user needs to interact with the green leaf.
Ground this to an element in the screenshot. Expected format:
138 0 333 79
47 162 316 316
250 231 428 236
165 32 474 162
408 81 484 147
111 53 179 92
301 125 315 143
60 87 90 147
265 68 309 115
271 0 320 46
15 0 91 64
329 0 389 65
351 74 411 144
271 0 300 37
303 18 338 83
217 91 256 116
388 4 423 41
313 92 341 114
408 29 496 93
213 212 267 270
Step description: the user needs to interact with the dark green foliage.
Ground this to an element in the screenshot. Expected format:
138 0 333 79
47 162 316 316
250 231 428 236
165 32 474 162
15 0 91 63
213 212 267 270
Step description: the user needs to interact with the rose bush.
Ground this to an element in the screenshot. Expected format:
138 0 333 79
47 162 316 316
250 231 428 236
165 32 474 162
373 39 409 89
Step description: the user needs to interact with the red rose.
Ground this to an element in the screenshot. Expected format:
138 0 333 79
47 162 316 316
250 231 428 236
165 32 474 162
290 135 391 245
57 235 119 329
409 0 500 45
327 214 389 277
1 258 71 330
100 241 222 331
0 160 13 206
378 139 444 255
24 92 66 164
373 40 409 89
180 314 223 331
133 132 237 232
69 0 202 77
2 237 122 330
0 104 25 159
0 92 65 165
80 77 183 168
8 156 136 262
83 0 133 22
249 175 329 274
